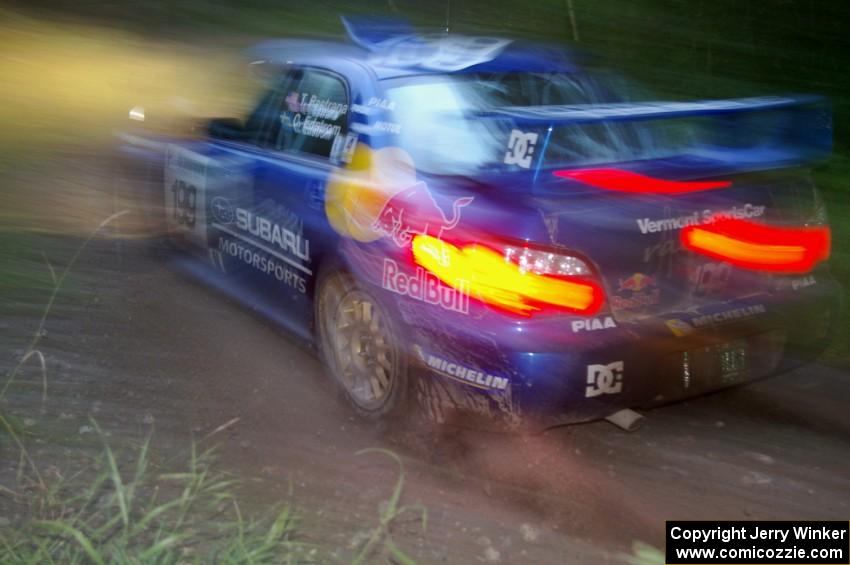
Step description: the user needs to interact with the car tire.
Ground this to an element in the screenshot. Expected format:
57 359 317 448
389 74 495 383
316 268 410 421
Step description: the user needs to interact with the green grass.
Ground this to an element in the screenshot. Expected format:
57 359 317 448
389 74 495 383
0 420 427 563
0 420 306 564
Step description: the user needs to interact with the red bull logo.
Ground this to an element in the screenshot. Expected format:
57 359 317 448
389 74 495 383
618 272 656 293
325 144 473 247
373 181 474 247
612 272 660 310
382 258 470 314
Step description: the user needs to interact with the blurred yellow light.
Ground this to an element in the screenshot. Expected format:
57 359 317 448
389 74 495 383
686 229 806 265
411 234 603 316
129 106 145 121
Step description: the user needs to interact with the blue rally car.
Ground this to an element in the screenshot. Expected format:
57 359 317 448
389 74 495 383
118 17 839 431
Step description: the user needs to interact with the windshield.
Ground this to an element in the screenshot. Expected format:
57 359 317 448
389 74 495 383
384 72 687 175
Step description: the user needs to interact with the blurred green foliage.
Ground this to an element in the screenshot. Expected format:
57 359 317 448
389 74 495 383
16 0 850 122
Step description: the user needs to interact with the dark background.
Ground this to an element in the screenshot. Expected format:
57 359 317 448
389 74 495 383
14 0 850 122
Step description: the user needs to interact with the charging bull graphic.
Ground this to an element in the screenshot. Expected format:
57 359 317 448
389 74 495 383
373 182 473 247
613 272 661 310
619 272 656 293
325 144 473 247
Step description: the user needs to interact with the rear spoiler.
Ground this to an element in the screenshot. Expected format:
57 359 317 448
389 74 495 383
339 15 415 51
477 95 832 178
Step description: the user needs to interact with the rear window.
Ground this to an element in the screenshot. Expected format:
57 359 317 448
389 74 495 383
384 72 681 175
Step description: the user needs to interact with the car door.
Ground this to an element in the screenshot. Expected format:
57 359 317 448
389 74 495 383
162 78 291 265
208 67 354 330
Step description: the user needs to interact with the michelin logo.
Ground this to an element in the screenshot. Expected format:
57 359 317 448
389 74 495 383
666 304 767 334
415 346 509 391
692 304 766 327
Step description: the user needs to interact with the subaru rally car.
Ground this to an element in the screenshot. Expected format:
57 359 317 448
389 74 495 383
117 17 839 431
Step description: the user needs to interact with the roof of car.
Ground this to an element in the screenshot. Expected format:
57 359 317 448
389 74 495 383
247 17 583 80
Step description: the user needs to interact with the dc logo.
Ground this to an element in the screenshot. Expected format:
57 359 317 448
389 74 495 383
504 129 539 169
211 196 234 224
585 362 624 398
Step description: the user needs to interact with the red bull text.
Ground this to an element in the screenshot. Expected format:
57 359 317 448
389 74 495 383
382 258 470 314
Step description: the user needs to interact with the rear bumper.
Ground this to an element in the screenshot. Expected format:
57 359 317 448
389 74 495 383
401 273 841 431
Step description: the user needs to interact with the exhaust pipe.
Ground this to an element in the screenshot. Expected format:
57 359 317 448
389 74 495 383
605 409 644 432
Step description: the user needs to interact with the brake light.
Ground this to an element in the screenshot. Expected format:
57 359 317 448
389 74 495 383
411 234 605 316
554 168 731 193
681 218 830 273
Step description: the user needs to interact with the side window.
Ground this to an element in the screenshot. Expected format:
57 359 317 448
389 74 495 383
248 69 303 146
242 90 277 143
270 70 350 159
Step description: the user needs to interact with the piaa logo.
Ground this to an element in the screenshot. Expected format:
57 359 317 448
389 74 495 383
571 316 617 333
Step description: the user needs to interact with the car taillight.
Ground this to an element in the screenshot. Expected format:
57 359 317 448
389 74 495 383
554 168 731 193
681 218 830 273
411 234 605 317
503 244 593 276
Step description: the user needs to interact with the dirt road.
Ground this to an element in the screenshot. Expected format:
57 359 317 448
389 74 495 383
1 152 848 563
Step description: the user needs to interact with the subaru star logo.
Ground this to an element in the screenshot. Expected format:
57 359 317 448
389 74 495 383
211 196 235 224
